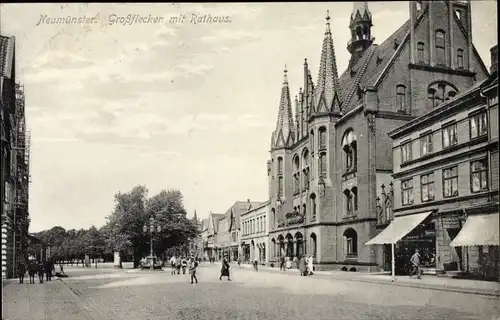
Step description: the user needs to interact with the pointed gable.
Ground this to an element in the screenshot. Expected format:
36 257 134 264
272 66 295 149
313 11 343 116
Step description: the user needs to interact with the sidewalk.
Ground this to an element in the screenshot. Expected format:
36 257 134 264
2 278 96 320
232 262 500 297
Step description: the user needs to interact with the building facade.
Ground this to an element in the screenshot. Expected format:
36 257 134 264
188 211 203 258
1 35 31 279
202 212 224 261
214 200 263 262
378 45 498 280
267 1 489 271
240 201 270 265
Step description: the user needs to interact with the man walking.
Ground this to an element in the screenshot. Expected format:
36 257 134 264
279 255 285 271
253 257 259 272
189 256 198 284
181 257 188 275
409 249 422 279
37 260 45 284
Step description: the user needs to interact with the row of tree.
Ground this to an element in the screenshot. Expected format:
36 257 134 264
32 186 198 268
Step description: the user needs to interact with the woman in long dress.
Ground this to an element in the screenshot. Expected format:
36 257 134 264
219 255 231 281
307 256 314 275
299 255 307 276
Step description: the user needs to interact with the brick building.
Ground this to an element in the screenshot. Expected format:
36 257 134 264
1 35 31 279
375 45 498 280
240 201 270 265
267 1 489 271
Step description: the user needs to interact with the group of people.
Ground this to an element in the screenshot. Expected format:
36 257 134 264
16 260 63 284
169 255 199 284
277 255 314 275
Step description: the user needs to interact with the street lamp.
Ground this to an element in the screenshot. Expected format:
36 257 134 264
143 217 162 271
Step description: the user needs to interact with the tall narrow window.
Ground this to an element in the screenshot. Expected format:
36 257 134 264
310 194 317 221
402 179 414 205
278 177 283 196
417 42 425 63
319 127 327 150
351 187 358 211
319 152 327 178
421 172 435 202
342 130 357 172
396 85 406 112
442 123 458 148
277 157 283 175
457 49 464 69
471 159 489 193
344 189 353 214
470 112 488 139
420 133 433 156
401 141 412 163
435 30 446 66
443 166 459 198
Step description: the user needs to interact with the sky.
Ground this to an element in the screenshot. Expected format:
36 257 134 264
0 2 497 232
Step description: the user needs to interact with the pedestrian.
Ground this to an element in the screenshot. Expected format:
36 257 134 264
286 256 291 270
237 257 241 268
44 260 52 281
307 255 314 276
409 249 422 279
253 257 259 272
299 255 307 276
17 260 26 284
59 263 65 275
37 260 45 284
219 255 231 281
189 256 198 284
28 261 37 284
279 255 285 271
169 256 177 275
176 257 182 275
181 257 188 275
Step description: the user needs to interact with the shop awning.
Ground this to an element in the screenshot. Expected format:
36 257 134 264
450 213 499 247
365 211 433 245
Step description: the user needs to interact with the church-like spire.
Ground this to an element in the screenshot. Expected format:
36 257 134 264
193 210 198 221
272 66 295 149
313 10 342 115
348 1 374 69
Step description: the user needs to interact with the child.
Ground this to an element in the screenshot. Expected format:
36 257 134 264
189 256 198 284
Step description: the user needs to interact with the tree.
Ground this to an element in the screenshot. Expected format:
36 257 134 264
146 189 198 258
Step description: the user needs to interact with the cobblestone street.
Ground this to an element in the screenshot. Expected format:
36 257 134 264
3 264 500 320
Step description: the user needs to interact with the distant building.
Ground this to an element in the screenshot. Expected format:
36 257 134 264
188 211 203 258
214 200 263 262
202 211 224 261
374 45 498 280
267 1 489 271
240 201 270 265
1 34 31 279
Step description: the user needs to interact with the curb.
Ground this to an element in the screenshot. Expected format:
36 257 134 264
223 263 500 297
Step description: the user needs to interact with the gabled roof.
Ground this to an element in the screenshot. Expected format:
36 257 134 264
201 218 209 232
224 200 264 231
337 19 411 112
209 213 225 233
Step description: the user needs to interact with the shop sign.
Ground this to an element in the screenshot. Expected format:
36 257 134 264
441 215 461 229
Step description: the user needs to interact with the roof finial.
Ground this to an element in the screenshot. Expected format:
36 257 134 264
283 65 288 84
325 10 331 34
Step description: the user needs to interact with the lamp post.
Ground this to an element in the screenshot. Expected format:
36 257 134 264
143 217 161 271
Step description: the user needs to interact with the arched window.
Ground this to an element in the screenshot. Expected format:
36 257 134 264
343 228 358 257
435 30 446 66
271 238 276 258
396 84 407 113
319 152 327 178
310 233 317 258
302 203 307 216
428 81 459 108
310 193 317 221
319 127 327 150
293 155 300 171
293 155 300 195
271 208 276 229
456 48 464 69
310 130 315 153
277 157 283 175
278 177 283 196
351 187 358 212
344 189 353 214
342 130 357 171
416 1 422 11
417 42 425 63
302 149 310 191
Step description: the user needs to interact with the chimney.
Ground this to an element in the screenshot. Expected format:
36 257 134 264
490 45 498 74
